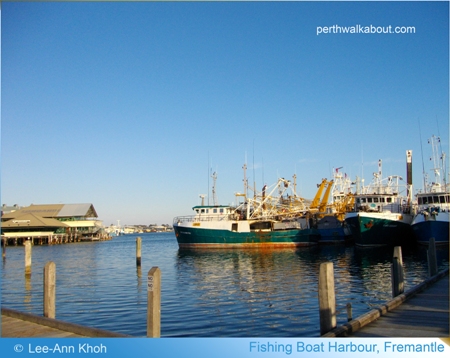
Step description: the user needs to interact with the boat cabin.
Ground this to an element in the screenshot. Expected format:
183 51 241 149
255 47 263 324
354 194 404 213
417 193 450 206
192 205 234 217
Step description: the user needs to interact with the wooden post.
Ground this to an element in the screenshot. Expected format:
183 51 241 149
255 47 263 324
147 267 161 337
346 303 353 322
24 240 32 275
44 261 56 319
391 246 404 297
136 237 142 266
318 262 336 335
1 237 5 259
427 237 438 277
393 246 403 266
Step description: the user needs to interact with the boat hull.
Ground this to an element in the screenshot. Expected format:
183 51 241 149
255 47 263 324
411 211 449 245
173 225 320 249
345 212 414 247
316 216 353 244
318 226 352 244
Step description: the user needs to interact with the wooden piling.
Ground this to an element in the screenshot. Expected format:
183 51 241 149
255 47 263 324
147 267 161 338
24 240 32 275
318 262 336 335
428 237 438 277
393 246 403 266
391 246 404 297
44 262 56 319
136 237 142 266
1 237 5 259
346 303 353 322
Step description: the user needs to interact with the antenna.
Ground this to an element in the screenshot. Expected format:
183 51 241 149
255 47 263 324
262 157 265 187
253 140 256 200
207 152 210 206
361 143 364 182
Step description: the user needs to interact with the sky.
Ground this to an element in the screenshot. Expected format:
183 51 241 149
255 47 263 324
1 1 449 226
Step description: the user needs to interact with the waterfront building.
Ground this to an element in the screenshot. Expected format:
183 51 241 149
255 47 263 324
1 203 109 244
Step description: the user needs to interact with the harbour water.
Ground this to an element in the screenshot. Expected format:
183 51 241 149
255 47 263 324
1 233 448 337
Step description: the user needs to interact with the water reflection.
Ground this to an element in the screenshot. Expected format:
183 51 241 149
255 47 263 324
2 233 448 337
24 273 32 306
173 243 449 336
175 248 323 336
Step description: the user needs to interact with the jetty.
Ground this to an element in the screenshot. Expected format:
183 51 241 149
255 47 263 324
322 268 449 337
1 308 130 338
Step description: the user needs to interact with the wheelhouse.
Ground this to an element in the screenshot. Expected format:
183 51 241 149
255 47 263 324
192 205 234 216
353 194 405 213
356 195 397 205
417 193 450 205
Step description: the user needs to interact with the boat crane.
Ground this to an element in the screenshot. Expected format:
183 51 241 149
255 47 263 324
310 179 328 210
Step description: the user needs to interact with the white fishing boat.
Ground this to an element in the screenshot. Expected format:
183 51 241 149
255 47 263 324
411 135 449 245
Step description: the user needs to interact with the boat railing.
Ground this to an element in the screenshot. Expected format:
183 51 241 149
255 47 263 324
354 202 411 214
173 215 233 224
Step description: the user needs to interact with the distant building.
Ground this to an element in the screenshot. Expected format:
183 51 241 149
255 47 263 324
1 204 22 216
1 203 108 242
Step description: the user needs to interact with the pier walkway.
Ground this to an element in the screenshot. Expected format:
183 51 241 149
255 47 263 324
1 308 129 338
323 268 449 337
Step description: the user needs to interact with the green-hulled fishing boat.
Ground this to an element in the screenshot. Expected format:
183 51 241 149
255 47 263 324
344 156 415 247
173 177 320 249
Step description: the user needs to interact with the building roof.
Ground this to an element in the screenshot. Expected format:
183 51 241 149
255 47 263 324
1 203 98 220
1 213 69 229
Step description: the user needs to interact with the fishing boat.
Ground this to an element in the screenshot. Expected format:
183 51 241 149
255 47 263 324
411 135 449 245
344 155 415 247
173 177 320 249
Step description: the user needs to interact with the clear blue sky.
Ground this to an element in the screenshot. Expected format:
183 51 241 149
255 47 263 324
1 1 449 226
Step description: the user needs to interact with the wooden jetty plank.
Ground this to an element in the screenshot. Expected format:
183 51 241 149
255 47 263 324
1 308 130 338
349 275 449 337
2 315 86 338
323 268 449 337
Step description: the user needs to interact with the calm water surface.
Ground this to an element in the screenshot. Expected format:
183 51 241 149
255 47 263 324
1 233 448 337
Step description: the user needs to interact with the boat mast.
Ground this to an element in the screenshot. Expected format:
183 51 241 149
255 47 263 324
293 174 297 197
252 140 256 201
242 163 248 199
211 172 218 206
207 152 210 205
377 159 382 192
429 135 444 192
406 150 413 205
